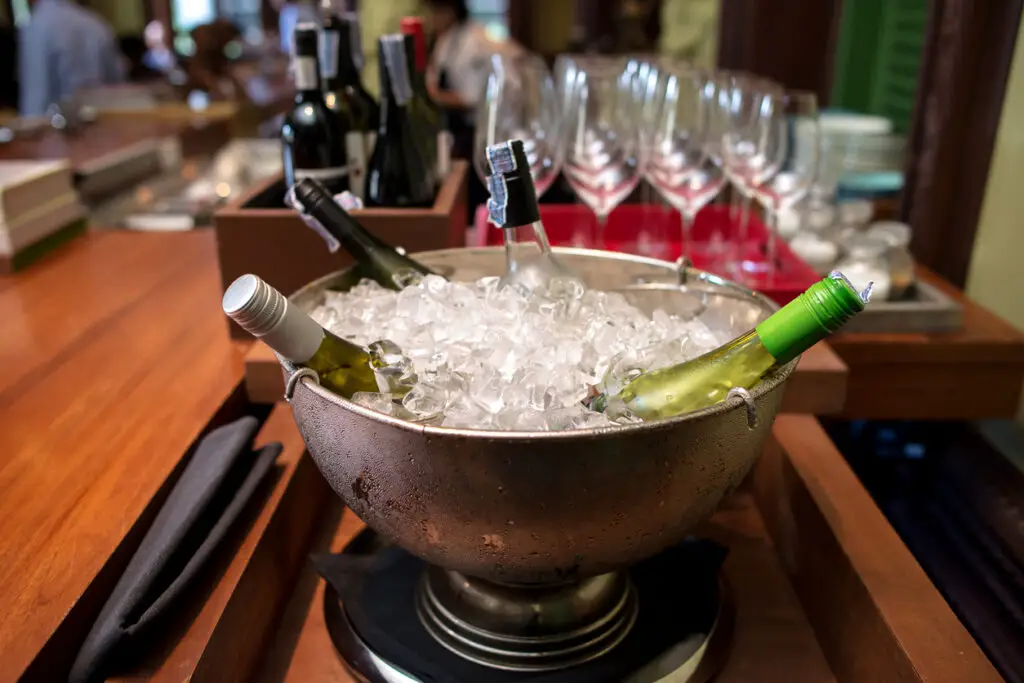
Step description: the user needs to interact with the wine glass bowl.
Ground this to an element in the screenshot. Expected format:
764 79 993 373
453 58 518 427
474 53 562 198
561 62 642 227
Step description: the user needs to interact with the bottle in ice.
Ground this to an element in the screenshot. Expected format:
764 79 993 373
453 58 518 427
222 274 416 397
365 34 435 208
290 178 440 290
485 139 581 293
281 23 349 195
590 272 871 421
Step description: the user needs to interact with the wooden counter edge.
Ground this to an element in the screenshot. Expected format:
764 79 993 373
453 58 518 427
245 340 849 416
108 404 331 683
753 415 1000 682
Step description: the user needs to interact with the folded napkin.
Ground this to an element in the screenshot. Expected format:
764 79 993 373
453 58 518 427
70 416 282 683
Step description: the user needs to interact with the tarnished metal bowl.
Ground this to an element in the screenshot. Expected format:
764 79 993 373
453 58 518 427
285 247 795 584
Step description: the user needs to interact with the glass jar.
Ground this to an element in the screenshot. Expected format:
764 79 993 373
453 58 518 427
835 235 892 301
866 221 915 298
836 199 874 229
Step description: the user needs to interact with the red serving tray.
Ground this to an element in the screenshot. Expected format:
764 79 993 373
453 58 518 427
473 203 819 305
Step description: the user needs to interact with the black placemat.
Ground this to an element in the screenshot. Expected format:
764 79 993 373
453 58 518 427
315 536 726 683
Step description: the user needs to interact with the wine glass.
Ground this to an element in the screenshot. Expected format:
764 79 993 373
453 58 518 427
751 91 820 277
561 60 643 236
474 53 562 199
720 78 785 273
647 66 725 261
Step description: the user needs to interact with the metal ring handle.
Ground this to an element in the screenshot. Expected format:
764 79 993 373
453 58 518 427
726 387 758 430
282 355 320 402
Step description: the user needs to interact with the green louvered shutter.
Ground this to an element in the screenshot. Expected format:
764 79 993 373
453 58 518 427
831 0 929 134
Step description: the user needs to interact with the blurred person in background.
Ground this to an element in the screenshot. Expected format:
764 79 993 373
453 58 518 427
183 19 249 102
424 0 506 158
18 0 124 116
658 0 718 69
142 20 177 75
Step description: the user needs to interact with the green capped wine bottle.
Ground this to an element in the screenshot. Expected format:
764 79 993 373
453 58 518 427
292 178 439 290
590 272 870 420
222 274 415 397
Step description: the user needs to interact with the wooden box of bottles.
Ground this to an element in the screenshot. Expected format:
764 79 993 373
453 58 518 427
213 161 469 340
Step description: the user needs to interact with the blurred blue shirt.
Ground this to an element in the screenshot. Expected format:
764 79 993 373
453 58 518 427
18 0 124 117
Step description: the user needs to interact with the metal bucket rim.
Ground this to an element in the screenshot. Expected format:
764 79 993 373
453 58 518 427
286 247 797 440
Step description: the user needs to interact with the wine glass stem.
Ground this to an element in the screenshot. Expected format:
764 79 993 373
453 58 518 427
766 201 779 282
738 191 752 244
681 209 694 261
595 212 608 248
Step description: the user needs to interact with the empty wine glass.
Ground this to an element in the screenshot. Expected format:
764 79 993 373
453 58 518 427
474 53 562 198
720 79 785 273
647 67 725 260
752 91 820 277
561 60 642 234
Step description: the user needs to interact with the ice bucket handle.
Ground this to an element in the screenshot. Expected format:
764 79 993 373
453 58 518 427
279 355 320 403
726 387 758 430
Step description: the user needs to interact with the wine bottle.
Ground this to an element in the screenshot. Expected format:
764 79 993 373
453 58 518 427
222 274 416 397
319 5 380 199
589 272 871 420
366 35 435 208
282 23 349 195
400 16 451 181
485 139 581 292
292 177 438 289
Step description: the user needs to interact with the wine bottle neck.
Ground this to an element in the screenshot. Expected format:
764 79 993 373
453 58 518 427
321 23 364 88
223 275 325 363
755 272 868 364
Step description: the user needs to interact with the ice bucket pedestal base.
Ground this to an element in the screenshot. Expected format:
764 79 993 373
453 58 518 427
319 530 731 683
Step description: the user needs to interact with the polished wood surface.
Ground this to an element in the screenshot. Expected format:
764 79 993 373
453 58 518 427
243 337 849 414
108 405 331 683
830 265 1024 418
755 415 1001 682
0 230 245 679
254 496 836 683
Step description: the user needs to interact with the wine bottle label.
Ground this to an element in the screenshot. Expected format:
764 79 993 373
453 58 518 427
345 131 367 200
380 36 413 106
319 29 340 79
436 130 453 179
293 56 319 91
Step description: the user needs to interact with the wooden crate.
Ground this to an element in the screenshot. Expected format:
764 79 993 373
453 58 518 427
213 161 469 340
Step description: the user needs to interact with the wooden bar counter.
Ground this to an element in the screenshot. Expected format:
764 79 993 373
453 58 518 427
0 230 246 680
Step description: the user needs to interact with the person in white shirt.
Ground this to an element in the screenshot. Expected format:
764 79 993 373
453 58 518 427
424 0 498 133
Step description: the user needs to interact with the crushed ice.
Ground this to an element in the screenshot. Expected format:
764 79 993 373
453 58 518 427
309 274 728 431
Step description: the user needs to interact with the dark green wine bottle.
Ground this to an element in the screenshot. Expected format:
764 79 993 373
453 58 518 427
292 178 439 290
222 274 415 397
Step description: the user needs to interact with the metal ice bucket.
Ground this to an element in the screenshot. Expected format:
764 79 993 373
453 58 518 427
284 247 795 585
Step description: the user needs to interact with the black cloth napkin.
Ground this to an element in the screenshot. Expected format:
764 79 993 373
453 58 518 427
315 536 726 683
69 416 282 683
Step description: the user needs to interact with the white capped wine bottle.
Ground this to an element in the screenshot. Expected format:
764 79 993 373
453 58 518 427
486 139 580 292
292 178 439 289
222 274 415 397
590 272 870 420
282 23 349 195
